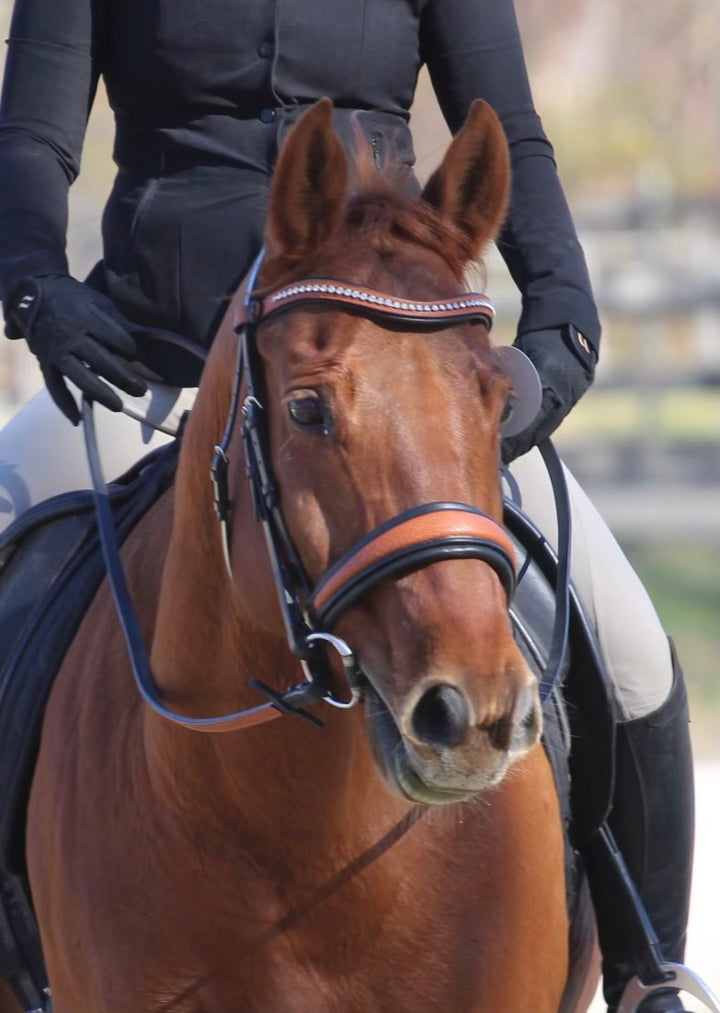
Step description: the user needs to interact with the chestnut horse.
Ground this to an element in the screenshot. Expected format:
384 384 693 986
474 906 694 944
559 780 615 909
4 100 599 1011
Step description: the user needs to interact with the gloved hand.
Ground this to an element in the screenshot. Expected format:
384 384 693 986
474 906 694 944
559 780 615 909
501 325 597 463
4 275 148 425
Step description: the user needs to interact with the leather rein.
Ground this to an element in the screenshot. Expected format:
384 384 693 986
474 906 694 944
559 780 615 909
84 253 523 733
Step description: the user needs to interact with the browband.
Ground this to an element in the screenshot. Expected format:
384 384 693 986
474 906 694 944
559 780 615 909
237 278 495 330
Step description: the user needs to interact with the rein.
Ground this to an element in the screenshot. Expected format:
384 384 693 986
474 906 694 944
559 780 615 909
84 251 569 733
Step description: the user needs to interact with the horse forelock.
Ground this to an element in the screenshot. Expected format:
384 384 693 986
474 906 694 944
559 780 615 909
342 187 477 282
347 136 479 272
261 151 482 292
255 159 504 403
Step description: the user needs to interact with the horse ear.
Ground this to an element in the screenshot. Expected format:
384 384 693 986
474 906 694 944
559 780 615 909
421 100 510 262
266 98 349 259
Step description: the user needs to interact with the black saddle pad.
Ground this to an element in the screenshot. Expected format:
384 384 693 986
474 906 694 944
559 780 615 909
0 440 180 876
0 441 179 1010
505 501 616 847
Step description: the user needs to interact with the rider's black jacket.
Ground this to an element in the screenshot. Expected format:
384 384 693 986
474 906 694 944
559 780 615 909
0 0 600 383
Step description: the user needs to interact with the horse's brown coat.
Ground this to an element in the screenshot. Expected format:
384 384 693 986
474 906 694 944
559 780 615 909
3 100 599 1012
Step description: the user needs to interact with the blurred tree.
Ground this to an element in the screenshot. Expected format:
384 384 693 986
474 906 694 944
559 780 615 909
412 0 719 200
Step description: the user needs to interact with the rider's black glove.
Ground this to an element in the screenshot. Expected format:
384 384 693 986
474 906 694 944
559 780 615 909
501 325 596 463
4 275 148 425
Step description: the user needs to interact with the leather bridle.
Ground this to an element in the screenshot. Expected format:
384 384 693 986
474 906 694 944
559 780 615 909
208 252 517 724
83 251 522 734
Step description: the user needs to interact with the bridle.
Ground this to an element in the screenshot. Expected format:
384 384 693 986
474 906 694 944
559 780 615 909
207 251 517 725
84 251 519 733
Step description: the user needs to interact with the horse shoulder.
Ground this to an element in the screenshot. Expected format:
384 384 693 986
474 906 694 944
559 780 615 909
25 490 176 981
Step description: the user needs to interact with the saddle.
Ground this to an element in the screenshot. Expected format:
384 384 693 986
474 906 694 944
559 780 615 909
0 445 616 1012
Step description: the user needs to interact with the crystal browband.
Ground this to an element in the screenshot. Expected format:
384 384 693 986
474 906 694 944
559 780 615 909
237 278 495 330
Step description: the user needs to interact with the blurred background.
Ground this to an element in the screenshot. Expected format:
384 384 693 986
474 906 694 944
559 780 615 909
410 0 720 763
0 0 717 1002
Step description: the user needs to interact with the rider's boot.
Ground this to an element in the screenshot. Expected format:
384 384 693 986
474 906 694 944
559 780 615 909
584 640 695 1013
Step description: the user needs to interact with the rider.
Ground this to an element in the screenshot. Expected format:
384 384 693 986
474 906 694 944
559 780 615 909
0 1 695 1009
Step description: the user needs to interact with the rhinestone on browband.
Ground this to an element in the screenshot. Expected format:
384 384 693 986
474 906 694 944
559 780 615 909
265 281 495 318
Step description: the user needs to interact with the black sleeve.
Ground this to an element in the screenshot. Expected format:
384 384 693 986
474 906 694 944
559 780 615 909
420 0 601 351
0 0 101 305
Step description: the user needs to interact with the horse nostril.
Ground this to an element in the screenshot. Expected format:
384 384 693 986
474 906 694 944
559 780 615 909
486 715 513 752
411 683 470 749
515 685 541 748
479 686 540 754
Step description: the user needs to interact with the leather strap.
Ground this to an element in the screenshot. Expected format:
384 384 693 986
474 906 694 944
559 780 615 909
310 503 516 629
237 278 494 330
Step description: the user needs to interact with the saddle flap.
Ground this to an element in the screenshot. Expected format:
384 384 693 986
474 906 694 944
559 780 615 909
506 503 617 846
0 440 180 875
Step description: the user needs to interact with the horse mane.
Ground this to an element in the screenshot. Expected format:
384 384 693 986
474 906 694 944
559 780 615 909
343 188 477 282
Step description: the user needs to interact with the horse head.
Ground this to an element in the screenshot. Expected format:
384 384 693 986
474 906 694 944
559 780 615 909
206 99 540 804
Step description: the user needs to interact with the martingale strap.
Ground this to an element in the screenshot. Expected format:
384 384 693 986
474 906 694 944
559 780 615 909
237 278 495 330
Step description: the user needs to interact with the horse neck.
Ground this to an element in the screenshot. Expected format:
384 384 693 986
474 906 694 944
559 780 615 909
144 324 401 849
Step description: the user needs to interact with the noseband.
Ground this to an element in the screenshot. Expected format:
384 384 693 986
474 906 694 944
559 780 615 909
209 252 517 724
309 503 515 629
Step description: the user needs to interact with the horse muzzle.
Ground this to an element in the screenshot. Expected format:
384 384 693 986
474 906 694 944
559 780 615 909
304 501 539 802
363 668 541 806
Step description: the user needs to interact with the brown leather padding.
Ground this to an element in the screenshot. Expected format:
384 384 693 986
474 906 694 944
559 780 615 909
311 507 516 615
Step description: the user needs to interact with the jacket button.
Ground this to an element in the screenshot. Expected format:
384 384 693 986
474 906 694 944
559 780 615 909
258 39 274 58
259 108 276 124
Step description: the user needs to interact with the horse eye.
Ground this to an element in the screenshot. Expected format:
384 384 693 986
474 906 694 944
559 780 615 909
288 392 328 431
500 397 514 427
